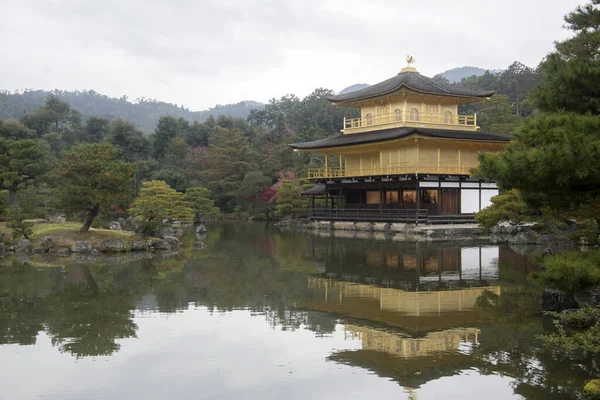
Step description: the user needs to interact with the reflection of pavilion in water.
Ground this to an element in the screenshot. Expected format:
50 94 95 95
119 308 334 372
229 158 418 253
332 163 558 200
306 240 502 290
330 324 487 391
344 324 479 358
303 244 506 391
307 276 500 333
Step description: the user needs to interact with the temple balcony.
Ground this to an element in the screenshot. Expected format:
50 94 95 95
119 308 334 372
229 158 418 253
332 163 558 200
307 161 478 179
343 110 477 134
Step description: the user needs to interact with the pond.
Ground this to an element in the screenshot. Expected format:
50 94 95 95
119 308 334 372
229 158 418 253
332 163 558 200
0 222 597 399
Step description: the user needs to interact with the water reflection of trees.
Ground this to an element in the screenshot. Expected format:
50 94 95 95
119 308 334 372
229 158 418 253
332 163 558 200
0 223 597 399
0 224 336 357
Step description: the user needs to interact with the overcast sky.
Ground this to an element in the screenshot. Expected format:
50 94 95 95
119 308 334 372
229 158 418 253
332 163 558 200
0 0 583 110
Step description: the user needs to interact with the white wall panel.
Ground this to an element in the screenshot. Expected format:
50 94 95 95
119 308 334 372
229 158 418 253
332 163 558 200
461 190 479 213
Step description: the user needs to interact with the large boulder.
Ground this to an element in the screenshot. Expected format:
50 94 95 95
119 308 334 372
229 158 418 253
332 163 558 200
154 227 174 238
129 241 146 251
41 236 54 251
15 239 31 254
125 216 137 231
509 231 539 245
172 228 184 237
49 247 70 257
537 234 574 248
99 238 127 252
542 288 579 312
109 221 122 231
71 241 93 253
196 224 207 234
194 241 205 249
154 236 179 251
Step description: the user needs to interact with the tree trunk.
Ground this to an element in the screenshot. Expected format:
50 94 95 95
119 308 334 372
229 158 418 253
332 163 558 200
8 189 18 207
79 203 100 233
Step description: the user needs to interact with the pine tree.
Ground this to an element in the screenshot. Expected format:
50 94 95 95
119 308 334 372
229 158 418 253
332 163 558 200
479 1 600 214
201 127 257 212
531 0 600 114
0 137 51 206
183 187 220 222
56 143 135 232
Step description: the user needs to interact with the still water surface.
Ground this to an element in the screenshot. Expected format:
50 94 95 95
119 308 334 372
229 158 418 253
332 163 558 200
0 223 597 399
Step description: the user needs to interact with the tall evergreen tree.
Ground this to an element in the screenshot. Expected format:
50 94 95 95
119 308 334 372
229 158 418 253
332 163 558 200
201 127 257 212
479 0 600 213
0 138 51 206
531 0 600 114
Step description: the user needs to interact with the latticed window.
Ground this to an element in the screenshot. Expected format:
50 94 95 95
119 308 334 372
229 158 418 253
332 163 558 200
409 108 419 121
444 111 453 123
366 113 373 126
394 108 402 121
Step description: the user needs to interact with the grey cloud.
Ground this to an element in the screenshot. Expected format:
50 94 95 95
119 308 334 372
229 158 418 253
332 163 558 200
0 0 586 109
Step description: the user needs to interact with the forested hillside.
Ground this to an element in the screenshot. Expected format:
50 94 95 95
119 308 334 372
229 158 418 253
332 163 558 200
0 51 545 227
438 66 487 83
0 89 264 132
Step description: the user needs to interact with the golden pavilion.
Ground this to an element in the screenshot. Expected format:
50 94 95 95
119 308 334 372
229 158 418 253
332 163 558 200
290 60 509 223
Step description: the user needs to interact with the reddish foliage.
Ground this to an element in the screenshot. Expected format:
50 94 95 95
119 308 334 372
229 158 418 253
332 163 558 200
188 146 212 166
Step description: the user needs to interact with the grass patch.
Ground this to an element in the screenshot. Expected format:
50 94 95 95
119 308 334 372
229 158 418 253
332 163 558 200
1 221 144 248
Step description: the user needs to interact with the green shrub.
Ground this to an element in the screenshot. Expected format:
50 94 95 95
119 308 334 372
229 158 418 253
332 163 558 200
538 311 600 355
475 189 528 228
534 250 600 293
569 218 600 245
584 379 600 399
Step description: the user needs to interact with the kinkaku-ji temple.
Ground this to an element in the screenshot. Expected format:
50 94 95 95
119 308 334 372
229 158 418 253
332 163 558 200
290 58 510 224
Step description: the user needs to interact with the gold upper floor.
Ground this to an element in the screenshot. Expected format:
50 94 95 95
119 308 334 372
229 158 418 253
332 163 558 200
343 90 479 134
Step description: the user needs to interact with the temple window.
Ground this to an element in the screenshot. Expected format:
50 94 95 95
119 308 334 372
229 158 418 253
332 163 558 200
402 190 416 203
385 191 399 204
444 111 453 123
420 190 438 204
409 108 419 121
394 108 402 121
366 191 380 204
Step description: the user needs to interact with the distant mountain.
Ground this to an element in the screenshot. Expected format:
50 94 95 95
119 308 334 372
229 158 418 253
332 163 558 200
0 89 265 131
337 66 493 96
338 83 369 95
438 66 488 83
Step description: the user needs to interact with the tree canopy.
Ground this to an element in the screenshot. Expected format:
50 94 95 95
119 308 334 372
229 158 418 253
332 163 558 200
479 0 600 214
56 143 135 232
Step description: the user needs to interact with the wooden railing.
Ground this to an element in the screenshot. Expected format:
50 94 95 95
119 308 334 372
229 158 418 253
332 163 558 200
309 208 429 223
343 110 477 133
307 162 477 179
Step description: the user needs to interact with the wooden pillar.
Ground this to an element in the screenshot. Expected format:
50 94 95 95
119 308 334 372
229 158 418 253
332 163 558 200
324 154 328 177
416 180 421 209
438 180 443 215
325 183 329 209
339 189 343 209
458 180 462 214
311 196 315 210
379 181 383 210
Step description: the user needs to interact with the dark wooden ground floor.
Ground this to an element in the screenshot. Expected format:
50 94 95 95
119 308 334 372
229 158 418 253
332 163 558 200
304 175 498 221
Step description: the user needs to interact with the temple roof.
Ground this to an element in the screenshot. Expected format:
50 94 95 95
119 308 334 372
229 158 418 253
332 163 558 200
290 127 511 151
328 70 495 104
300 184 326 196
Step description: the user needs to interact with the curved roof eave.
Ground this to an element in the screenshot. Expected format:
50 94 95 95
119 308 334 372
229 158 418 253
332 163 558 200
327 83 495 104
289 127 510 151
